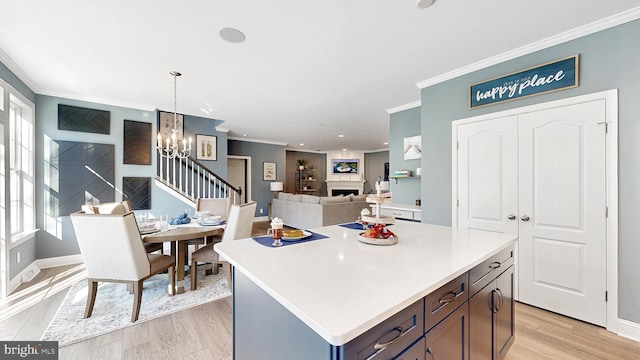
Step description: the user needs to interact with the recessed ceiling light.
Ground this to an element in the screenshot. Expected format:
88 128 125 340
220 28 246 43
299 143 305 146
383 142 389 145
338 134 344 138
243 134 248 137
417 0 435 9
342 148 347 151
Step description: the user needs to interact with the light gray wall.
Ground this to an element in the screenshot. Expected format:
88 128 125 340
389 106 421 205
363 151 389 195
35 95 226 259
228 140 286 217
419 20 640 323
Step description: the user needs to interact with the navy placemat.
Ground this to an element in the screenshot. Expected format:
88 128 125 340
252 231 329 247
338 222 367 230
338 222 393 230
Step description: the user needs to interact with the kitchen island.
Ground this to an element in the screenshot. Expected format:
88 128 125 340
215 221 517 360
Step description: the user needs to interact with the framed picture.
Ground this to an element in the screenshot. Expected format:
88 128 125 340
263 162 276 181
403 135 422 160
158 111 184 141
196 134 217 161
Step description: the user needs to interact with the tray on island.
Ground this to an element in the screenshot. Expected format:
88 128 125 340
357 233 398 246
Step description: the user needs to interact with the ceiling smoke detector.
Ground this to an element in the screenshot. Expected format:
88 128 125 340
417 0 435 9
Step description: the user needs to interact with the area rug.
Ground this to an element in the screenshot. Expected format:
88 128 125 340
41 268 230 346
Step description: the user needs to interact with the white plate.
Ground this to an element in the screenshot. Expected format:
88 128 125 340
198 220 224 226
281 230 312 241
140 227 160 235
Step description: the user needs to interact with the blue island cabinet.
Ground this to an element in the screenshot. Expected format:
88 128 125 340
232 243 514 360
233 269 426 360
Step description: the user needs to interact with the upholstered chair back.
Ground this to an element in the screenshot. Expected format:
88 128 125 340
81 201 128 215
195 197 232 218
221 201 257 243
70 211 151 281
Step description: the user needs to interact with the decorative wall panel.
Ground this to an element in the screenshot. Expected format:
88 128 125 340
51 141 115 216
123 120 152 165
123 177 151 210
58 104 110 134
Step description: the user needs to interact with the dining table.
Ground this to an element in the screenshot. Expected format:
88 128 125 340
142 220 225 294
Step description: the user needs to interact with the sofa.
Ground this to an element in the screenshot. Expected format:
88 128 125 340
272 193 370 230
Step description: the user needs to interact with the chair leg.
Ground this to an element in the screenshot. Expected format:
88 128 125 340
212 261 219 275
168 266 175 296
84 279 98 318
132 280 143 322
190 261 198 291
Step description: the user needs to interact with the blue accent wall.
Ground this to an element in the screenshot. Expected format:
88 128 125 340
389 106 421 205
35 94 227 259
419 19 640 323
228 140 286 217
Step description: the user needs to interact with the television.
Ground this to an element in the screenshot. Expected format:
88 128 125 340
332 159 359 174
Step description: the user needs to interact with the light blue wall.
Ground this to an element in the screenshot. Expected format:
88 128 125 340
419 20 640 323
389 106 421 205
35 95 226 259
228 140 286 217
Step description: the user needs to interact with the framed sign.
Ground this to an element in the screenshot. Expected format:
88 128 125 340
196 134 217 161
158 111 184 140
469 54 579 109
403 135 422 160
263 162 276 181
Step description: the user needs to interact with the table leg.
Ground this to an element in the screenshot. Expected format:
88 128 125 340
176 240 186 294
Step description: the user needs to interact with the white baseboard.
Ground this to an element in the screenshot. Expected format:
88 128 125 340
35 254 84 269
8 262 41 295
254 216 269 222
618 319 640 342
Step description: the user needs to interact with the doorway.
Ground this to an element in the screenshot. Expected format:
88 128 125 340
227 156 251 203
452 90 618 331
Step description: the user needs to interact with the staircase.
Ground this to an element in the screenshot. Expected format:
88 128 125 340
156 155 242 205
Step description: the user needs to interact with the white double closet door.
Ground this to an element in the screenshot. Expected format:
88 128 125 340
455 99 607 326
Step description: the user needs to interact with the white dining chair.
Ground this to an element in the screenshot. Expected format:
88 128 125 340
70 211 176 322
190 201 257 290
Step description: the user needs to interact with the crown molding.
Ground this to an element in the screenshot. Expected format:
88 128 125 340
0 48 39 92
364 148 390 153
416 6 640 89
228 136 288 146
386 100 421 114
215 126 230 133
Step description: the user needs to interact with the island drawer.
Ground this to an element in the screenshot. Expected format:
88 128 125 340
342 299 424 360
424 272 468 331
469 244 514 296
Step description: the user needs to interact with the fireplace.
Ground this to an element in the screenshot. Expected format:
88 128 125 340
332 189 359 196
325 180 365 197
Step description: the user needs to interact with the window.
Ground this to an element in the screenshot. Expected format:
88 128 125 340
9 93 35 240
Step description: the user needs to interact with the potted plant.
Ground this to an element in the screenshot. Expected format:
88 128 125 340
297 158 308 170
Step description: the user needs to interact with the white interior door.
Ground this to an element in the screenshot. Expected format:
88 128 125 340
457 116 518 236
454 98 608 327
227 157 247 203
518 100 607 326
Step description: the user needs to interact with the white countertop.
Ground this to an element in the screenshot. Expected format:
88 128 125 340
370 202 422 212
215 221 516 346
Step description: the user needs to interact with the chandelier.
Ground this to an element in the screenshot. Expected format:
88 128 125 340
157 71 192 159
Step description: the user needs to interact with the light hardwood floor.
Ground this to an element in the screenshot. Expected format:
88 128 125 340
2 221 640 359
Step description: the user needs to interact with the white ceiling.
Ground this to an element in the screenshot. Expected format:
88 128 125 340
1 1 639 152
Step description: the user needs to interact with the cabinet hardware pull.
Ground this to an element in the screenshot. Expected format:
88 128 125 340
491 290 499 313
373 327 403 350
426 347 436 360
496 288 504 311
507 214 516 220
488 261 501 269
439 291 458 304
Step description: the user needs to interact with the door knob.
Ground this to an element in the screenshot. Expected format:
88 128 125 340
507 214 516 220
521 215 530 222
